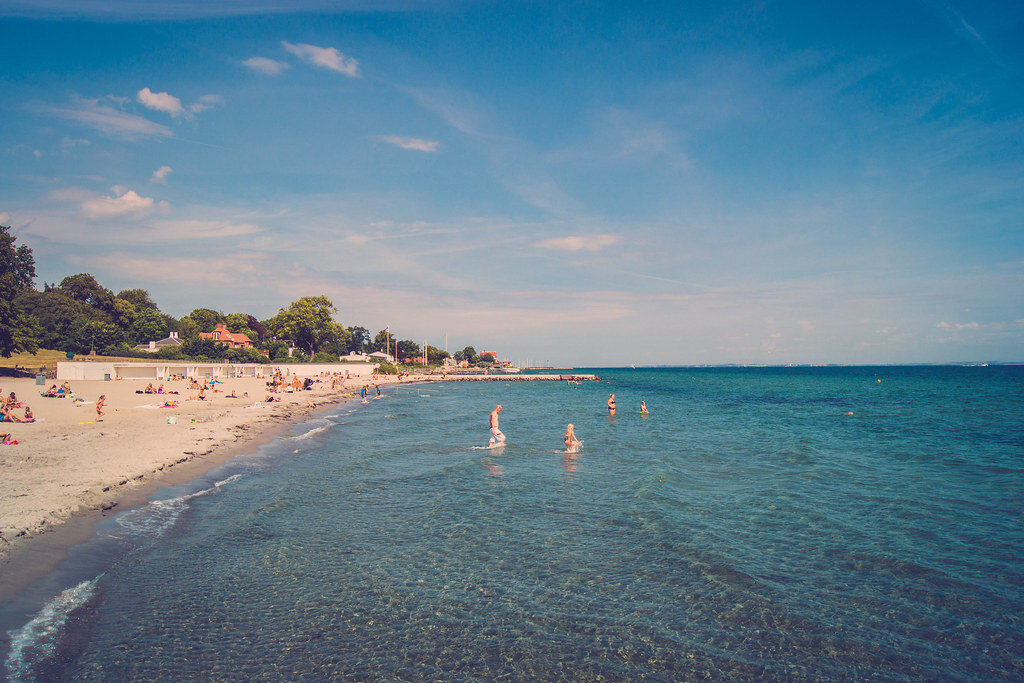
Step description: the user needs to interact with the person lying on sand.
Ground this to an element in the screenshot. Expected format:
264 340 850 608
43 384 58 397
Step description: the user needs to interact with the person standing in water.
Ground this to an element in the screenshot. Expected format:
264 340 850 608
607 393 616 416
640 400 649 415
564 423 580 452
489 404 506 446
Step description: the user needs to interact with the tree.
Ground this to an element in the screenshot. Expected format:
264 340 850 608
180 337 228 360
224 312 256 341
112 297 137 331
129 308 169 344
461 346 477 363
396 339 419 361
175 316 199 341
426 345 450 365
116 288 158 312
58 273 116 315
186 308 223 333
265 295 346 358
0 225 40 356
69 320 124 355
346 326 370 353
16 289 105 350
246 315 266 342
373 328 394 354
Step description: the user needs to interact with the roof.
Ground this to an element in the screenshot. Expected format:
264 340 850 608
199 323 254 347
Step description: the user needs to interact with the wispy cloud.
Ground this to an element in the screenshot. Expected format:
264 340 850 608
379 135 440 152
150 165 172 184
137 88 222 117
533 234 622 252
80 188 169 220
282 41 359 77
242 56 290 75
42 97 172 140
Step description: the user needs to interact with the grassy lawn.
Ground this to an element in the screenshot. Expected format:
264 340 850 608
0 349 144 373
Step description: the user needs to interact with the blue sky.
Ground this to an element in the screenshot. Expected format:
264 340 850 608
1 0 1022 365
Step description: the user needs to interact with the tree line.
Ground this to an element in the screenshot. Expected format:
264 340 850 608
0 226 494 368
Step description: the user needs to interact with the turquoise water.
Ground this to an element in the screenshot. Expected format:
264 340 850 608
3 367 1023 680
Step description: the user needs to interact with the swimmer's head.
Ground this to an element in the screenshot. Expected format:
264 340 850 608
495 404 502 412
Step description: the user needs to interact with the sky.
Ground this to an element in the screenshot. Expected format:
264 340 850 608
1 0 1022 365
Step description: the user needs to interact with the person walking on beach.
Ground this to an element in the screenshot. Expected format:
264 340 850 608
489 405 506 446
607 393 616 416
564 423 580 452
96 395 106 421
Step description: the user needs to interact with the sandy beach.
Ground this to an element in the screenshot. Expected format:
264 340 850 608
0 369 402 599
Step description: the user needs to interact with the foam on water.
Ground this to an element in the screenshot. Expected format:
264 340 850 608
5 577 100 682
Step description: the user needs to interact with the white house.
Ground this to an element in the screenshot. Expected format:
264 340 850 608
135 331 184 353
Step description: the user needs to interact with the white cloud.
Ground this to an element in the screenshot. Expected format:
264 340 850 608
43 97 172 140
137 88 222 117
81 189 169 220
282 41 359 77
188 94 224 114
137 87 185 117
150 165 173 184
148 219 260 240
936 321 980 329
0 212 10 225
243 56 290 75
379 136 440 152
533 234 622 252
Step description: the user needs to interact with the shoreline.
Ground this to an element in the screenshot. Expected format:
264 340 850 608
0 371 405 604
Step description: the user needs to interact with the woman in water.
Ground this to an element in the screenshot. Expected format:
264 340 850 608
564 423 580 452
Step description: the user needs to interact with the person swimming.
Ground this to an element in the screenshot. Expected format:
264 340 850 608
640 400 649 415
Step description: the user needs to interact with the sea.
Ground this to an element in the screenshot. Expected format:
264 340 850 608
1 366 1022 681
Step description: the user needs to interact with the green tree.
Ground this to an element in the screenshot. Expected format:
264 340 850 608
0 225 40 356
461 346 477 363
396 339 419 361
426 345 450 365
186 308 223 333
69 320 124 355
265 296 346 358
116 288 158 312
224 312 256 341
346 326 370 353
16 288 105 351
174 316 199 341
58 273 116 315
373 328 394 354
129 308 169 344
226 346 267 364
180 337 228 360
112 297 137 331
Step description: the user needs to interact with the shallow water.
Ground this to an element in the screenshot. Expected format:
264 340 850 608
3 367 1023 680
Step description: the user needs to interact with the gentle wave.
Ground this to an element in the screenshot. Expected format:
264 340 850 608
5 577 101 682
109 473 242 543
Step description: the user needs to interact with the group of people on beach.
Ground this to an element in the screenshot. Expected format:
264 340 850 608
1 390 33 425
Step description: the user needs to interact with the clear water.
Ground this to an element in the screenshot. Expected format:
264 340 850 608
3 367 1023 680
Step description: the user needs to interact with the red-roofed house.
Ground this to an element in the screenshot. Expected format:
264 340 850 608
200 323 254 349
